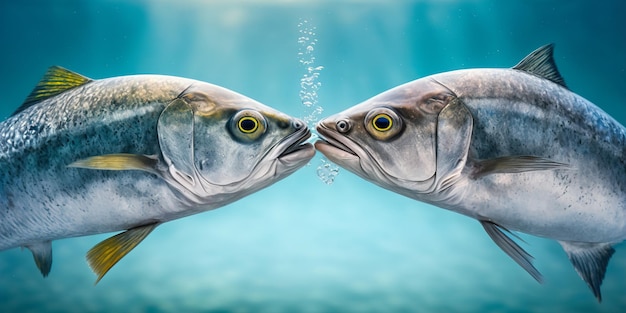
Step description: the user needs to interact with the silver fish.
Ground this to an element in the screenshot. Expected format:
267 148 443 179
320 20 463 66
0 66 315 283
315 45 625 301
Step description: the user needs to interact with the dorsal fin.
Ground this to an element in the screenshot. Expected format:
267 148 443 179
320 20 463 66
512 44 567 89
13 66 92 116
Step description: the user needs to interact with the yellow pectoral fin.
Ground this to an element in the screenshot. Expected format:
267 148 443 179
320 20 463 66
86 223 158 284
69 154 158 174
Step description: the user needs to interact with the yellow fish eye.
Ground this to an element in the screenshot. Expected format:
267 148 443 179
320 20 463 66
238 116 259 133
372 113 392 132
230 110 267 142
365 108 402 141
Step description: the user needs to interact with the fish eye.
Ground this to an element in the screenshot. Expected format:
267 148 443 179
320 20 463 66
238 116 259 133
365 108 402 141
230 110 267 142
372 114 392 132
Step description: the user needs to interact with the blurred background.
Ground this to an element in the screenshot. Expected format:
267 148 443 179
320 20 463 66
0 1 625 312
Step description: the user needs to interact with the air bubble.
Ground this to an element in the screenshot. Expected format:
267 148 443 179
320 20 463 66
297 18 340 184
316 159 340 185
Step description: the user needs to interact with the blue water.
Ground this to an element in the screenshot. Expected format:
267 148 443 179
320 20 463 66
1 1 626 312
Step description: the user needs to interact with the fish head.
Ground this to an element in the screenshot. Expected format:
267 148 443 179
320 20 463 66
316 77 469 195
157 82 315 205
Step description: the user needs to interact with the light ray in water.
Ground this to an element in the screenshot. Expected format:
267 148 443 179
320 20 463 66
298 19 339 185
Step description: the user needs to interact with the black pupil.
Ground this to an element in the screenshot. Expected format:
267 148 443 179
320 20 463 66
375 116 390 130
241 118 256 131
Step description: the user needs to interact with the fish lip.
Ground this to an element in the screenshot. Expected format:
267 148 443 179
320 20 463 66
314 125 358 156
279 126 314 157
272 125 316 168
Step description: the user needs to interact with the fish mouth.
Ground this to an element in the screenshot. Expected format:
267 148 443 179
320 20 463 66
282 129 312 155
314 125 359 159
276 124 315 166
315 124 370 183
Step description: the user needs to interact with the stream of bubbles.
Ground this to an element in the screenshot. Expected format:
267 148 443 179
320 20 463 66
297 19 340 185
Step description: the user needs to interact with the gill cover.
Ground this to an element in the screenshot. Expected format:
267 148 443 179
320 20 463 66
157 96 206 195
434 97 473 188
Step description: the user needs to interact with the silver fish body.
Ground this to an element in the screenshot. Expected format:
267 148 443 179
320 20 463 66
434 68 626 242
0 67 315 281
316 45 624 300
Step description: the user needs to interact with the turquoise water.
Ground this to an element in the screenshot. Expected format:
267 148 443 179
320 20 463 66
1 1 626 312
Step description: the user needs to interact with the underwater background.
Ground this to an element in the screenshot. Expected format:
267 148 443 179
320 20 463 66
1 0 626 312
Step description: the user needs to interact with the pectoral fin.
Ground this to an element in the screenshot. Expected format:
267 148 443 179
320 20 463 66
86 223 158 284
559 241 614 302
472 156 569 179
480 220 543 283
26 241 53 277
69 154 158 174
